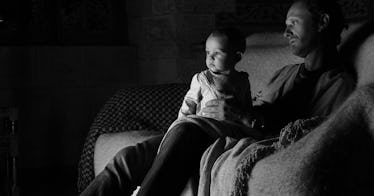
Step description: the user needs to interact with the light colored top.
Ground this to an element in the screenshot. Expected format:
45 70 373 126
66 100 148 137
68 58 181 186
159 70 255 152
178 69 252 119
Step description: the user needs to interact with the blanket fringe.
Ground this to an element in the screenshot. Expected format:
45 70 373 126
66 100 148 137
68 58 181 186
231 116 324 196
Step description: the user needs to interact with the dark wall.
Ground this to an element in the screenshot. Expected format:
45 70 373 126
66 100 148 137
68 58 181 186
0 0 137 192
0 0 372 193
0 0 136 168
0 45 137 193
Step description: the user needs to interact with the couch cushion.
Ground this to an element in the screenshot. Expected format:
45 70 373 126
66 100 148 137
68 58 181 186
354 33 374 86
94 130 162 175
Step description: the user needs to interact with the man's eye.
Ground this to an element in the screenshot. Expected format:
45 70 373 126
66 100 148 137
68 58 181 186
286 19 298 26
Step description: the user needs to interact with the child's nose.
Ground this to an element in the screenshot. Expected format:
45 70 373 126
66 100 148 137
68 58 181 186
207 54 214 60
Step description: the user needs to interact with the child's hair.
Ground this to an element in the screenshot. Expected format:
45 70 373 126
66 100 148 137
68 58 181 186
210 27 246 53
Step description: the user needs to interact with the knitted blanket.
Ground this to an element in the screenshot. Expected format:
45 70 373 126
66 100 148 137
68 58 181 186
199 83 374 196
198 117 323 196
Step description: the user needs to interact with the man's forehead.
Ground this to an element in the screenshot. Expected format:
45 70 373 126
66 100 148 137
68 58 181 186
286 1 312 19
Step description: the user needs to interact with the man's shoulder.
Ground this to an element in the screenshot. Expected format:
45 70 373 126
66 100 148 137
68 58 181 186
268 63 302 83
318 68 356 93
274 63 302 75
322 68 356 84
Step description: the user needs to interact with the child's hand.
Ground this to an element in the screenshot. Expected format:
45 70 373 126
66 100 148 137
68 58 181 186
201 99 241 122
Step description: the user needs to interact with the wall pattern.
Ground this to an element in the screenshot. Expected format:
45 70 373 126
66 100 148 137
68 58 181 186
0 0 127 44
1 0 370 45
217 0 371 28
339 0 371 21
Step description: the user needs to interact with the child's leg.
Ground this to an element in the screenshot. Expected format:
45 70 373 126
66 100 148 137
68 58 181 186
80 135 163 196
137 122 214 196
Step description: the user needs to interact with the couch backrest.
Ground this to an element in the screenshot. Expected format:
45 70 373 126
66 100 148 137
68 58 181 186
236 33 302 95
355 33 374 86
237 21 374 95
339 22 374 87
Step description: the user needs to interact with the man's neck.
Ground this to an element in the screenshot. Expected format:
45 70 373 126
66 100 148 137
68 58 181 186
304 45 338 72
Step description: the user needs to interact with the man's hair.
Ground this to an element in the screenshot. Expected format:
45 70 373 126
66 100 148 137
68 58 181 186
294 0 346 46
210 27 246 53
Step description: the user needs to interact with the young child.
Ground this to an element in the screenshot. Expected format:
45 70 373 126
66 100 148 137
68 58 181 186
164 27 259 141
139 27 259 196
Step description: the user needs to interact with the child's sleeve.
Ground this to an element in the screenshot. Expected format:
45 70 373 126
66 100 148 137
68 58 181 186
178 73 202 118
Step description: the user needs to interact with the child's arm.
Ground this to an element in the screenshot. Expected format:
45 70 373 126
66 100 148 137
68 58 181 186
202 99 264 139
178 74 202 118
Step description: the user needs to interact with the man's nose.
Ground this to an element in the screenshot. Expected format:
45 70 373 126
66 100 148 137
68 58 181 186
283 26 292 38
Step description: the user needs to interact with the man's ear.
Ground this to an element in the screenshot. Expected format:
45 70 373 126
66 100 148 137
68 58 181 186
236 51 243 61
318 13 330 32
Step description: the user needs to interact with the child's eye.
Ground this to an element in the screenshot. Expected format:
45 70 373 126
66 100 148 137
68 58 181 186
206 51 226 58
215 51 226 56
206 51 217 56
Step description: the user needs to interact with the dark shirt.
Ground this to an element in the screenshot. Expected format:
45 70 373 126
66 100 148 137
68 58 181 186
254 63 355 134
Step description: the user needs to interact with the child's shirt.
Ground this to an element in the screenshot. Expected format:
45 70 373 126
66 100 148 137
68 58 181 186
179 69 252 120
158 70 255 152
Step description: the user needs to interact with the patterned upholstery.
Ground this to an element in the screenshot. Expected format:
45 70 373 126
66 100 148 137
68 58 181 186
77 83 189 192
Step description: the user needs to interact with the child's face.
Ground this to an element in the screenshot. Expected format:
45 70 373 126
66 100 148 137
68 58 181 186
205 35 238 74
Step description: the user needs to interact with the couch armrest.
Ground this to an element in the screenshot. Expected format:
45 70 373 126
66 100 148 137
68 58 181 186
94 130 197 196
78 83 188 192
94 130 162 175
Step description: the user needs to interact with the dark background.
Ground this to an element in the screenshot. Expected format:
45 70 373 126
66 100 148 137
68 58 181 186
0 0 372 195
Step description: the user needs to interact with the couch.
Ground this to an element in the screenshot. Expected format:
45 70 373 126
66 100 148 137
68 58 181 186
78 21 374 195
